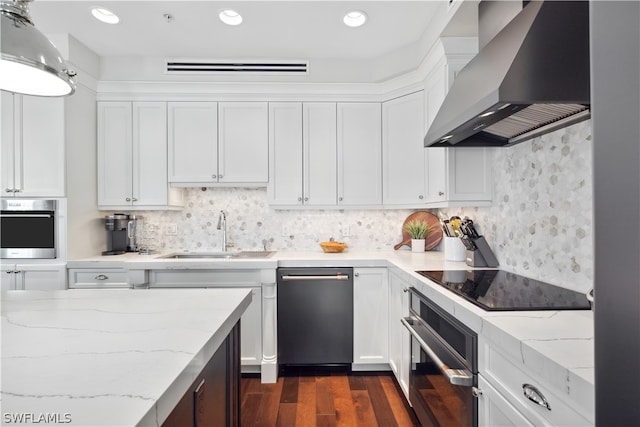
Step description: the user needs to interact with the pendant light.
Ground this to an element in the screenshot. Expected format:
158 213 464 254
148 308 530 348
0 0 76 96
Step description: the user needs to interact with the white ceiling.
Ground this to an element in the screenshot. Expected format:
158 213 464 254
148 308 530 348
30 1 448 61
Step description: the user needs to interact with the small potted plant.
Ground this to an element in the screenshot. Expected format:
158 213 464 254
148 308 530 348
403 220 430 252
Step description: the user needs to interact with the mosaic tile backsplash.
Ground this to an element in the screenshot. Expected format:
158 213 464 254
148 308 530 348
137 120 593 292
442 121 594 292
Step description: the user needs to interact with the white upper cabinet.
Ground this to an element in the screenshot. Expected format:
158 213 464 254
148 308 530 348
169 102 268 186
337 103 382 206
268 102 337 207
218 102 269 184
1 92 65 197
382 91 427 206
168 102 218 185
268 102 303 206
98 101 182 210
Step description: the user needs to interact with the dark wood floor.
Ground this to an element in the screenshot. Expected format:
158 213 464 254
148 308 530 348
241 368 420 427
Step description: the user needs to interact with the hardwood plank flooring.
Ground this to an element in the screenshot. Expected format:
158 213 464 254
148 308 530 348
241 369 420 427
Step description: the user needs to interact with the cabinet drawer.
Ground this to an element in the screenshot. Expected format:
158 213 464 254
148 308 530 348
481 340 593 426
68 269 130 289
149 269 262 288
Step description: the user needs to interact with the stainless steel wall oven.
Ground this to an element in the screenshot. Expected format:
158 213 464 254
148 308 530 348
0 199 56 259
402 287 479 427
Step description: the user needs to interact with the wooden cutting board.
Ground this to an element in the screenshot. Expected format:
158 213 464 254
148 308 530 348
394 211 443 251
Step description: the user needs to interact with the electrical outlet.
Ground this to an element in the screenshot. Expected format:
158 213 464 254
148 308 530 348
341 225 351 237
165 223 177 236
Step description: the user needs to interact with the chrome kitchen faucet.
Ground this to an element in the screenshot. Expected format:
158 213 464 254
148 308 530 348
216 210 228 252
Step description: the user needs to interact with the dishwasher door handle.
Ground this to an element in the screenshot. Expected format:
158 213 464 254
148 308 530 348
401 316 474 387
280 274 350 281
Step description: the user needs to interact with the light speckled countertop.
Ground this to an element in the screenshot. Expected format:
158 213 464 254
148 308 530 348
67 249 594 424
1 289 251 427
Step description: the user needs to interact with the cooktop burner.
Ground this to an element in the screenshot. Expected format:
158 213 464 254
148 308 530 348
416 269 591 311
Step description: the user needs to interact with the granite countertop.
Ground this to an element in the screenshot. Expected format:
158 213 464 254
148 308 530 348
1 288 252 427
67 249 594 423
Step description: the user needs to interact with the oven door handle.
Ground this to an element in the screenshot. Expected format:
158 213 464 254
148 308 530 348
401 316 474 387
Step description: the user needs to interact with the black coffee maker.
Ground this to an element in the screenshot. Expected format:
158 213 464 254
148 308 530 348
103 214 138 255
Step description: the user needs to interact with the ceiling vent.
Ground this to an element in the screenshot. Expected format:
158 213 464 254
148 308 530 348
165 59 308 75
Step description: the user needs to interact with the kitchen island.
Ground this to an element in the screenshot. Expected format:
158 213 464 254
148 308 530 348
0 288 251 427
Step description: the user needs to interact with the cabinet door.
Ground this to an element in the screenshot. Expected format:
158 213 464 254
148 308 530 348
304 103 337 206
425 148 447 202
388 272 410 398
1 265 17 290
20 95 65 197
268 102 303 205
478 375 535 427
18 264 66 290
240 287 263 366
337 103 382 206
1 93 17 194
382 92 426 206
218 102 268 184
168 102 218 184
353 268 389 365
133 102 169 206
98 102 133 206
447 148 493 202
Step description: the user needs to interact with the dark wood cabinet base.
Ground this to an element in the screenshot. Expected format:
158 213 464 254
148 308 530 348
163 322 240 427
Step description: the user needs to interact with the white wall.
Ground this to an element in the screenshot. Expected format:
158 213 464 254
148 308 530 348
65 82 103 258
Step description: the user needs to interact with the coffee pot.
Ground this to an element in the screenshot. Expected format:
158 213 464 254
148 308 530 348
103 214 139 255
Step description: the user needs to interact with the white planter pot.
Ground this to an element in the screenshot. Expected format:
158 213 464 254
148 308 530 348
411 239 425 253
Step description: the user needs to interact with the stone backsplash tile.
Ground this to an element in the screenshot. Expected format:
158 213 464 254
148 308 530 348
441 121 593 293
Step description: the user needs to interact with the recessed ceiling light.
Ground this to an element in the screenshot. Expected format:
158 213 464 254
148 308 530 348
91 7 119 24
219 9 242 26
343 10 368 28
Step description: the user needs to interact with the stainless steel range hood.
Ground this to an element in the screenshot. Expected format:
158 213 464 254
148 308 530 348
425 1 590 148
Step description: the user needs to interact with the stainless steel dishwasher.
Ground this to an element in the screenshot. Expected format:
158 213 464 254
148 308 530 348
277 267 353 366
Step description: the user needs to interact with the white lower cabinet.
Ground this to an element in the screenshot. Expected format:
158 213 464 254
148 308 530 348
353 267 389 367
388 270 411 398
479 335 594 426
1 264 66 290
148 269 265 371
67 268 147 289
478 375 535 427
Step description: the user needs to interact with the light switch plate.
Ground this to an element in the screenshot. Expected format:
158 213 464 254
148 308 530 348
165 223 177 235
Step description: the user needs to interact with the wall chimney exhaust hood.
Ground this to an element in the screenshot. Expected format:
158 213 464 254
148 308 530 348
425 1 590 148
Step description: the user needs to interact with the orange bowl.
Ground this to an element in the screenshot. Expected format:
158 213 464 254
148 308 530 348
319 241 347 253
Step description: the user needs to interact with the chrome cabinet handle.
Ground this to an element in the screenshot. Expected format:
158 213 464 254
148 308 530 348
125 197 131 202
419 195 424 199
132 197 138 202
95 275 109 280
472 387 483 398
522 384 551 411
403 287 408 293
5 188 11 193
212 174 217 179
401 316 473 387
304 197 309 202
339 197 343 202
218 175 223 179
438 191 445 196
281 275 350 281
354 272 359 277
14 189 21 193
298 197 302 202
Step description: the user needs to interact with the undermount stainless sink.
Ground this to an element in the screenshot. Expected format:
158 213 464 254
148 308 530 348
159 251 274 260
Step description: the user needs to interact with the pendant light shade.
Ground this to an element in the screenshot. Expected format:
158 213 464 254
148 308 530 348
0 0 76 96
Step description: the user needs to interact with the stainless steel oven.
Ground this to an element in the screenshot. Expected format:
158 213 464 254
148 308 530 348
0 199 56 259
402 287 479 427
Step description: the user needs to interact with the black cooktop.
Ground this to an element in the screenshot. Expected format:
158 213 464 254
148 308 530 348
416 269 591 311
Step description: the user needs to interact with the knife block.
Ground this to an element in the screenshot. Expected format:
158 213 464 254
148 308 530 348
465 236 499 268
